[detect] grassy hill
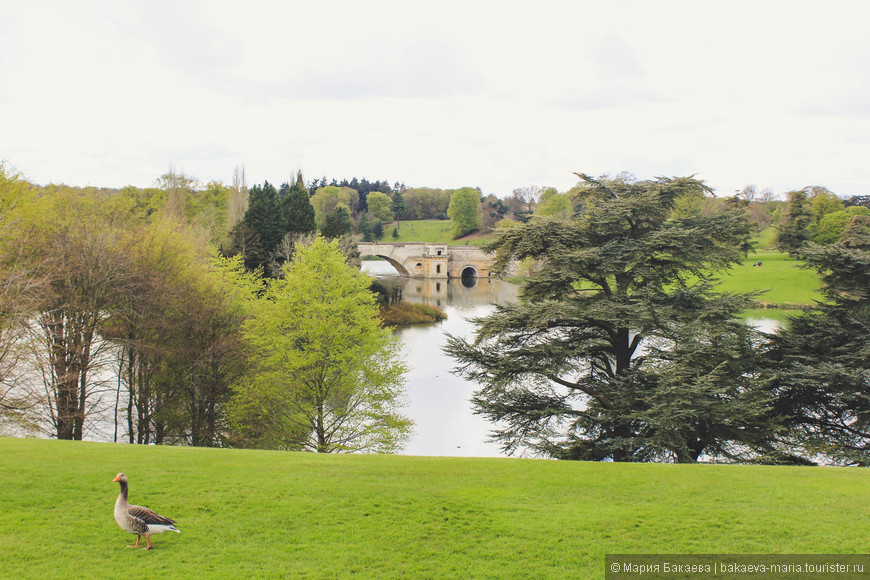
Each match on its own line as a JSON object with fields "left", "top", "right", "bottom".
{"left": 716, "top": 250, "right": 822, "bottom": 307}
{"left": 379, "top": 220, "right": 492, "bottom": 246}
{"left": 2, "top": 437, "right": 867, "bottom": 579}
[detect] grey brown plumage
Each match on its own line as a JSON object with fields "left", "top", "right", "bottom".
{"left": 113, "top": 472, "right": 180, "bottom": 550}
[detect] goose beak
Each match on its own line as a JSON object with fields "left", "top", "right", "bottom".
{"left": 113, "top": 474, "right": 121, "bottom": 482}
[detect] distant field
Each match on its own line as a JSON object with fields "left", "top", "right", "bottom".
{"left": 1, "top": 437, "right": 868, "bottom": 579}
{"left": 717, "top": 250, "right": 822, "bottom": 306}
{"left": 381, "top": 219, "right": 493, "bottom": 246}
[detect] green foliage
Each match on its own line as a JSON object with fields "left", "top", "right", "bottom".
{"left": 2, "top": 438, "right": 869, "bottom": 579}
{"left": 230, "top": 237, "right": 411, "bottom": 452}
{"left": 447, "top": 173, "right": 774, "bottom": 462}
{"left": 187, "top": 180, "right": 231, "bottom": 247}
{"left": 447, "top": 187, "right": 482, "bottom": 238}
{"left": 405, "top": 187, "right": 451, "bottom": 220}
{"left": 280, "top": 173, "right": 316, "bottom": 236}
{"left": 772, "top": 238, "right": 870, "bottom": 465}
{"left": 321, "top": 206, "right": 353, "bottom": 239}
{"left": 840, "top": 214, "right": 870, "bottom": 247}
{"left": 391, "top": 189, "right": 407, "bottom": 222}
{"left": 810, "top": 189, "right": 844, "bottom": 221}
{"left": 231, "top": 181, "right": 285, "bottom": 272}
{"left": 311, "top": 185, "right": 358, "bottom": 230}
{"left": 371, "top": 218, "right": 384, "bottom": 240}
{"left": 365, "top": 191, "right": 393, "bottom": 222}
{"left": 357, "top": 211, "right": 372, "bottom": 241}
{"left": 119, "top": 184, "right": 164, "bottom": 218}
{"left": 534, "top": 187, "right": 572, "bottom": 219}
{"left": 809, "top": 206, "right": 870, "bottom": 245}
{"left": 776, "top": 189, "right": 813, "bottom": 254}
{"left": 0, "top": 162, "right": 37, "bottom": 424}
{"left": 15, "top": 187, "right": 137, "bottom": 440}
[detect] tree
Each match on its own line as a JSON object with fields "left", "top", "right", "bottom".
{"left": 322, "top": 206, "right": 353, "bottom": 239}
{"left": 0, "top": 162, "right": 39, "bottom": 428}
{"left": 281, "top": 171, "right": 316, "bottom": 236}
{"left": 391, "top": 190, "right": 407, "bottom": 226}
{"left": 188, "top": 180, "right": 231, "bottom": 247}
{"left": 161, "top": 255, "right": 253, "bottom": 447}
{"left": 482, "top": 194, "right": 508, "bottom": 232}
{"left": 810, "top": 189, "right": 844, "bottom": 222}
{"left": 21, "top": 188, "right": 136, "bottom": 440}
{"left": 102, "top": 216, "right": 200, "bottom": 445}
{"left": 771, "top": 233, "right": 870, "bottom": 465}
{"left": 357, "top": 211, "right": 372, "bottom": 242}
{"left": 534, "top": 187, "right": 572, "bottom": 219}
{"left": 810, "top": 206, "right": 870, "bottom": 245}
{"left": 231, "top": 181, "right": 284, "bottom": 272}
{"left": 447, "top": 187, "right": 482, "bottom": 238}
{"left": 445, "top": 173, "right": 773, "bottom": 462}
{"left": 227, "top": 165, "right": 248, "bottom": 231}
{"left": 103, "top": 218, "right": 253, "bottom": 447}
{"left": 776, "top": 189, "right": 813, "bottom": 255}
{"left": 230, "top": 237, "right": 411, "bottom": 452}
{"left": 311, "top": 186, "right": 358, "bottom": 230}
{"left": 366, "top": 192, "right": 393, "bottom": 223}
{"left": 156, "top": 166, "right": 197, "bottom": 222}
{"left": 840, "top": 214, "right": 870, "bottom": 248}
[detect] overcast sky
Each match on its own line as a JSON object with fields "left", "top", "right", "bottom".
{"left": 3, "top": 0, "right": 869, "bottom": 198}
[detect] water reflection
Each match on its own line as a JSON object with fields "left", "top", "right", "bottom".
{"left": 362, "top": 260, "right": 784, "bottom": 458}
{"left": 363, "top": 260, "right": 518, "bottom": 457}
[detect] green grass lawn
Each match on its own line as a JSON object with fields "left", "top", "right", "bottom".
{"left": 717, "top": 251, "right": 823, "bottom": 307}
{"left": 380, "top": 220, "right": 493, "bottom": 246}
{"left": 1, "top": 437, "right": 867, "bottom": 579}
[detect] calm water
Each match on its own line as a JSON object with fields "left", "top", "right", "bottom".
{"left": 363, "top": 260, "right": 784, "bottom": 458}
{"left": 363, "top": 260, "right": 519, "bottom": 457}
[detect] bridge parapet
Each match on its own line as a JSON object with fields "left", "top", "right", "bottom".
{"left": 358, "top": 242, "right": 494, "bottom": 279}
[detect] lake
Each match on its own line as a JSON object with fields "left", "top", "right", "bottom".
{"left": 363, "top": 259, "right": 785, "bottom": 459}
{"left": 362, "top": 260, "right": 519, "bottom": 458}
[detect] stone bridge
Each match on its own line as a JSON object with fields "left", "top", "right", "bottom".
{"left": 358, "top": 242, "right": 495, "bottom": 278}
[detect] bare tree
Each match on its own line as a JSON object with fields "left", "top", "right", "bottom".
{"left": 228, "top": 164, "right": 248, "bottom": 230}
{"left": 760, "top": 187, "right": 777, "bottom": 203}
{"left": 738, "top": 184, "right": 758, "bottom": 203}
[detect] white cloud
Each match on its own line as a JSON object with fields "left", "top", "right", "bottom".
{"left": 2, "top": 0, "right": 870, "bottom": 197}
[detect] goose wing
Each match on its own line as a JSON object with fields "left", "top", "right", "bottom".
{"left": 122, "top": 511, "right": 149, "bottom": 535}
{"left": 128, "top": 504, "right": 176, "bottom": 526}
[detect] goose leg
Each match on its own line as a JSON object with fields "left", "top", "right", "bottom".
{"left": 143, "top": 534, "right": 153, "bottom": 550}
{"left": 127, "top": 535, "right": 141, "bottom": 548}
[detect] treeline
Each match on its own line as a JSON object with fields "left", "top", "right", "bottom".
{"left": 2, "top": 160, "right": 868, "bottom": 463}
{"left": 0, "top": 163, "right": 409, "bottom": 451}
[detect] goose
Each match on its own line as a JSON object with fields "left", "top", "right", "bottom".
{"left": 113, "top": 472, "right": 180, "bottom": 550}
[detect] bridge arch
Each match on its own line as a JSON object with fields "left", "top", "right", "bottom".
{"left": 372, "top": 255, "right": 409, "bottom": 276}
{"left": 459, "top": 266, "right": 478, "bottom": 278}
